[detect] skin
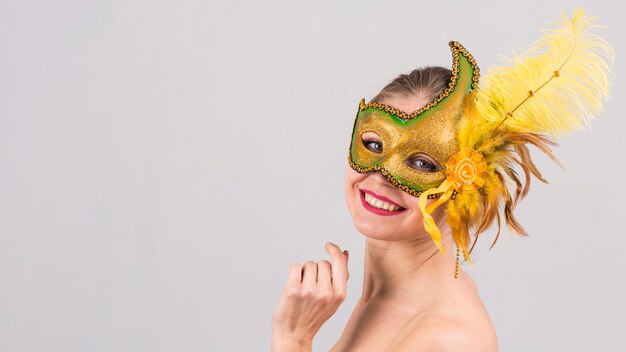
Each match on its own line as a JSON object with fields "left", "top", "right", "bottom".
{"left": 271, "top": 95, "right": 498, "bottom": 352}
{"left": 271, "top": 242, "right": 350, "bottom": 351}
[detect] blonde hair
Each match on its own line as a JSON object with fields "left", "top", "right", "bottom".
{"left": 370, "top": 66, "right": 452, "bottom": 104}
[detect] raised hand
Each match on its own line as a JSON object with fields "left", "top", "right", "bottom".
{"left": 271, "top": 242, "right": 350, "bottom": 352}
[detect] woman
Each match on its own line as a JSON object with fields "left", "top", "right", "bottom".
{"left": 271, "top": 8, "right": 612, "bottom": 352}
{"left": 272, "top": 67, "right": 498, "bottom": 352}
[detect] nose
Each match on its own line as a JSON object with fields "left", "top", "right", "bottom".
{"left": 369, "top": 170, "right": 396, "bottom": 189}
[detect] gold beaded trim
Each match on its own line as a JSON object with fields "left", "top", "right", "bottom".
{"left": 454, "top": 245, "right": 460, "bottom": 278}
{"left": 358, "top": 41, "right": 480, "bottom": 121}
{"left": 347, "top": 151, "right": 458, "bottom": 200}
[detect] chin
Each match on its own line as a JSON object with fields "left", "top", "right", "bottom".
{"left": 350, "top": 213, "right": 413, "bottom": 241}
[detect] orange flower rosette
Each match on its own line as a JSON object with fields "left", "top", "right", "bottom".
{"left": 417, "top": 147, "right": 488, "bottom": 254}
{"left": 445, "top": 147, "right": 487, "bottom": 192}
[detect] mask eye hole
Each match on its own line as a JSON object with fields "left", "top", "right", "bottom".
{"left": 361, "top": 132, "right": 383, "bottom": 154}
{"left": 405, "top": 153, "right": 442, "bottom": 173}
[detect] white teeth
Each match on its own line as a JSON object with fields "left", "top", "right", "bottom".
{"left": 364, "top": 192, "right": 401, "bottom": 211}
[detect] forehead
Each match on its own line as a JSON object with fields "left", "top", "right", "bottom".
{"left": 378, "top": 95, "right": 430, "bottom": 115}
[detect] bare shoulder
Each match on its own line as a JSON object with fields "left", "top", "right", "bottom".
{"left": 393, "top": 315, "right": 498, "bottom": 352}
{"left": 391, "top": 274, "right": 498, "bottom": 351}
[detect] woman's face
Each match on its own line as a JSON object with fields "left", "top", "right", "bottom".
{"left": 344, "top": 95, "right": 448, "bottom": 241}
{"left": 344, "top": 165, "right": 447, "bottom": 241}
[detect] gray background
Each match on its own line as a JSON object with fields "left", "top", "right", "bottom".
{"left": 1, "top": 0, "right": 624, "bottom": 351}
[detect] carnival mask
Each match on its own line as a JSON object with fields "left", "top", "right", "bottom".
{"left": 348, "top": 41, "right": 480, "bottom": 199}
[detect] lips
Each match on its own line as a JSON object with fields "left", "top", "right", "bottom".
{"left": 359, "top": 188, "right": 407, "bottom": 216}
{"left": 361, "top": 189, "right": 404, "bottom": 207}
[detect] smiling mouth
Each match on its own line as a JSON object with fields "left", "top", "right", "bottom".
{"left": 359, "top": 189, "right": 407, "bottom": 216}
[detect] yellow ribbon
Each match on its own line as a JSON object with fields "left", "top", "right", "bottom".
{"left": 417, "top": 178, "right": 456, "bottom": 254}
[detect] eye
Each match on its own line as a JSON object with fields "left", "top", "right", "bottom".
{"left": 364, "top": 140, "right": 383, "bottom": 153}
{"left": 405, "top": 154, "right": 442, "bottom": 173}
{"left": 361, "top": 132, "right": 383, "bottom": 154}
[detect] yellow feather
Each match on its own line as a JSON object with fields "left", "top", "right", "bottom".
{"left": 474, "top": 7, "right": 615, "bottom": 137}
{"left": 446, "top": 7, "right": 614, "bottom": 267}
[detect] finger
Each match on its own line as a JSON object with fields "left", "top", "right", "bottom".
{"left": 324, "top": 242, "right": 349, "bottom": 295}
{"left": 316, "top": 260, "right": 332, "bottom": 290}
{"left": 287, "top": 262, "right": 303, "bottom": 287}
{"left": 343, "top": 250, "right": 350, "bottom": 280}
{"left": 301, "top": 260, "right": 317, "bottom": 288}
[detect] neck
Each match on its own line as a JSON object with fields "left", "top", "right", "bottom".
{"left": 360, "top": 224, "right": 457, "bottom": 304}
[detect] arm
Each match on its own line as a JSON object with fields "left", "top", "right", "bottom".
{"left": 270, "top": 333, "right": 313, "bottom": 352}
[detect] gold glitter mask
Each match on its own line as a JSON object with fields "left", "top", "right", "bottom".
{"left": 348, "top": 41, "right": 480, "bottom": 198}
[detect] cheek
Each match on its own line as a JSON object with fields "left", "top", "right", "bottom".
{"left": 399, "top": 193, "right": 439, "bottom": 221}
{"left": 344, "top": 165, "right": 365, "bottom": 189}
{"left": 344, "top": 166, "right": 366, "bottom": 207}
